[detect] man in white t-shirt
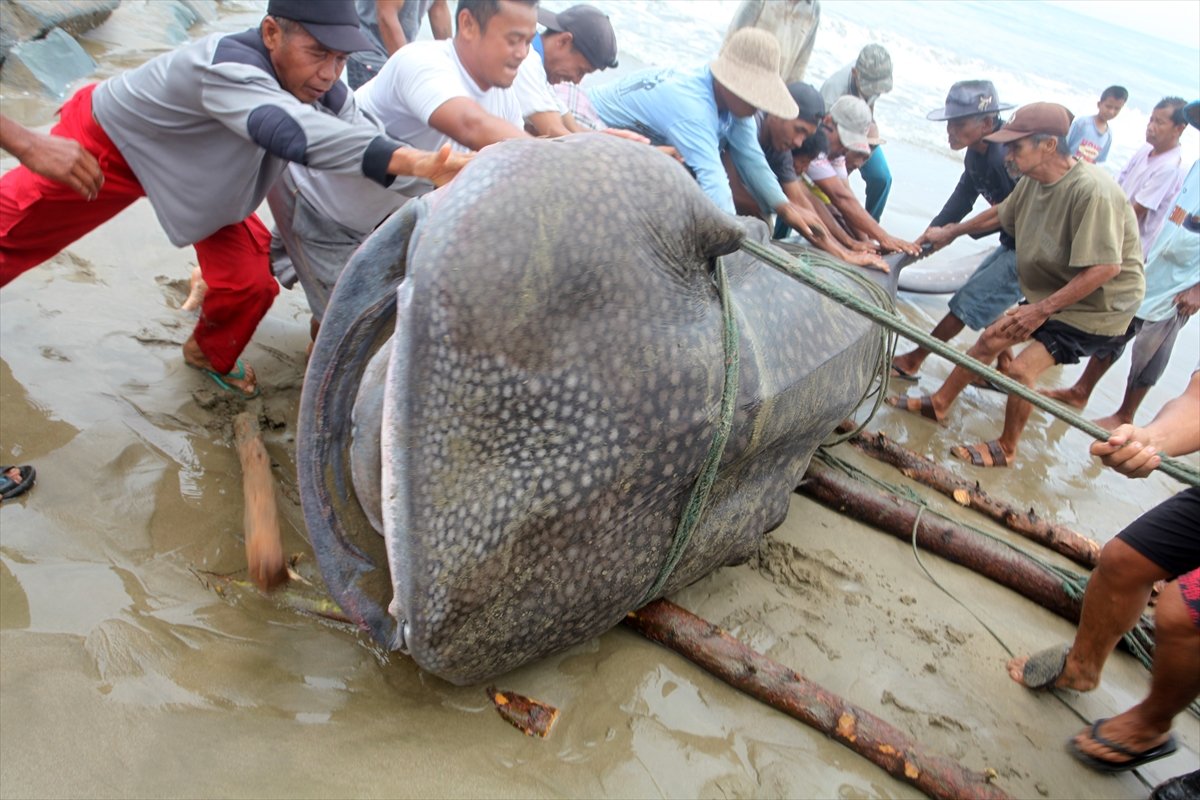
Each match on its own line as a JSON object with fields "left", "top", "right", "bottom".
{"left": 513, "top": 5, "right": 618, "bottom": 137}
{"left": 269, "top": 0, "right": 537, "bottom": 330}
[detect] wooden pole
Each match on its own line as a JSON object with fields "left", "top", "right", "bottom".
{"left": 233, "top": 412, "right": 287, "bottom": 591}
{"left": 836, "top": 426, "right": 1101, "bottom": 569}
{"left": 623, "top": 600, "right": 1012, "bottom": 800}
{"left": 800, "top": 458, "right": 1084, "bottom": 621}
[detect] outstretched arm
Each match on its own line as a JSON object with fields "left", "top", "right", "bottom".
{"left": 1090, "top": 370, "right": 1200, "bottom": 477}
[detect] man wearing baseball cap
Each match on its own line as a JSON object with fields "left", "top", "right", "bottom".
{"left": 589, "top": 28, "right": 824, "bottom": 240}
{"left": 0, "top": 0, "right": 468, "bottom": 399}
{"left": 804, "top": 95, "right": 918, "bottom": 256}
{"left": 726, "top": 82, "right": 886, "bottom": 270}
{"left": 820, "top": 43, "right": 894, "bottom": 221}
{"left": 514, "top": 4, "right": 619, "bottom": 137}
{"left": 891, "top": 79, "right": 1021, "bottom": 381}
{"left": 887, "top": 102, "right": 1145, "bottom": 469}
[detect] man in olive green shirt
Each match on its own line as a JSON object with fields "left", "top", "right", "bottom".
{"left": 887, "top": 102, "right": 1144, "bottom": 467}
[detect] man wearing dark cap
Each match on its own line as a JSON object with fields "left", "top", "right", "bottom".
{"left": 887, "top": 102, "right": 1145, "bottom": 469}
{"left": 891, "top": 80, "right": 1021, "bottom": 381}
{"left": 0, "top": 0, "right": 467, "bottom": 398}
{"left": 514, "top": 4, "right": 619, "bottom": 136}
{"left": 820, "top": 43, "right": 894, "bottom": 221}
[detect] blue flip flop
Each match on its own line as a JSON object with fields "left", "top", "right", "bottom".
{"left": 196, "top": 358, "right": 260, "bottom": 399}
{"left": 1068, "top": 718, "right": 1177, "bottom": 773}
{"left": 0, "top": 465, "right": 36, "bottom": 500}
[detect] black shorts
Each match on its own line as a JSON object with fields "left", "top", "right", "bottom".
{"left": 1031, "top": 318, "right": 1133, "bottom": 366}
{"left": 1115, "top": 487, "right": 1200, "bottom": 578}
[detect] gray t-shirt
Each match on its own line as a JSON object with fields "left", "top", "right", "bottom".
{"left": 92, "top": 29, "right": 401, "bottom": 246}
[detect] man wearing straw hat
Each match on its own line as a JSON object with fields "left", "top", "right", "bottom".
{"left": 589, "top": 28, "right": 825, "bottom": 240}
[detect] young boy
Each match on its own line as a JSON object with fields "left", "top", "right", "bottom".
{"left": 1067, "top": 85, "right": 1128, "bottom": 163}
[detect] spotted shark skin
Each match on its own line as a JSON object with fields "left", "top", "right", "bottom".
{"left": 299, "top": 134, "right": 883, "bottom": 685}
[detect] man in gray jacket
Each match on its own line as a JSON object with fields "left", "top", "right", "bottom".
{"left": 0, "top": 0, "right": 465, "bottom": 398}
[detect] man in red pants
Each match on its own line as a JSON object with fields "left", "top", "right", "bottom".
{"left": 0, "top": 0, "right": 464, "bottom": 397}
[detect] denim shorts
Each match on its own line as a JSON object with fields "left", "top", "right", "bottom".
{"left": 947, "top": 245, "right": 1021, "bottom": 330}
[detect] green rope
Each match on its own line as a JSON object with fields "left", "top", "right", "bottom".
{"left": 742, "top": 239, "right": 1200, "bottom": 488}
{"left": 815, "top": 448, "right": 1200, "bottom": 717}
{"left": 641, "top": 256, "right": 740, "bottom": 603}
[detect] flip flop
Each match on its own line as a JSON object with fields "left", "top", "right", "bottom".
{"left": 193, "top": 358, "right": 260, "bottom": 399}
{"left": 889, "top": 363, "right": 919, "bottom": 382}
{"left": 1018, "top": 643, "right": 1070, "bottom": 690}
{"left": 1068, "top": 718, "right": 1177, "bottom": 773}
{"left": 950, "top": 440, "right": 1008, "bottom": 468}
{"left": 885, "top": 392, "right": 941, "bottom": 424}
{"left": 0, "top": 465, "right": 36, "bottom": 500}
{"left": 971, "top": 376, "right": 1005, "bottom": 393}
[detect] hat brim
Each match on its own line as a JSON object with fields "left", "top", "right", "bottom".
{"left": 301, "top": 21, "right": 375, "bottom": 53}
{"left": 1187, "top": 100, "right": 1200, "bottom": 131}
{"left": 982, "top": 127, "right": 1034, "bottom": 143}
{"left": 857, "top": 77, "right": 892, "bottom": 99}
{"left": 839, "top": 124, "right": 871, "bottom": 154}
{"left": 537, "top": 7, "right": 563, "bottom": 30}
{"left": 926, "top": 102, "right": 1016, "bottom": 121}
{"left": 710, "top": 59, "right": 798, "bottom": 119}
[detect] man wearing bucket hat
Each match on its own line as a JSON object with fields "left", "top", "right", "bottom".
{"left": 589, "top": 28, "right": 825, "bottom": 240}
{"left": 804, "top": 95, "right": 919, "bottom": 256}
{"left": 891, "top": 80, "right": 1021, "bottom": 381}
{"left": 820, "top": 44, "right": 894, "bottom": 221}
{"left": 887, "top": 102, "right": 1145, "bottom": 469}
{"left": 0, "top": 0, "right": 468, "bottom": 399}
{"left": 514, "top": 4, "right": 620, "bottom": 136}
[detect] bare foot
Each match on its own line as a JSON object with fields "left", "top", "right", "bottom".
{"left": 180, "top": 265, "right": 207, "bottom": 312}
{"left": 1092, "top": 413, "right": 1133, "bottom": 432}
{"left": 1040, "top": 385, "right": 1089, "bottom": 410}
{"left": 182, "top": 336, "right": 258, "bottom": 397}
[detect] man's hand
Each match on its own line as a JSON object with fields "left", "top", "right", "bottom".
{"left": 877, "top": 234, "right": 920, "bottom": 256}
{"left": 844, "top": 250, "right": 889, "bottom": 272}
{"left": 598, "top": 128, "right": 651, "bottom": 145}
{"left": 849, "top": 239, "right": 880, "bottom": 254}
{"left": 15, "top": 130, "right": 104, "bottom": 200}
{"left": 996, "top": 302, "right": 1050, "bottom": 341}
{"left": 915, "top": 225, "right": 955, "bottom": 251}
{"left": 408, "top": 143, "right": 472, "bottom": 187}
{"left": 1174, "top": 284, "right": 1200, "bottom": 316}
{"left": 1090, "top": 424, "right": 1161, "bottom": 478}
{"left": 780, "top": 201, "right": 826, "bottom": 241}
{"left": 655, "top": 145, "right": 684, "bottom": 163}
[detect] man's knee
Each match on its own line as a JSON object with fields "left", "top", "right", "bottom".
{"left": 1095, "top": 537, "right": 1170, "bottom": 588}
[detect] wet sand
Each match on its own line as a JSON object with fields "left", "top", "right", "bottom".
{"left": 3, "top": 6, "right": 1200, "bottom": 800}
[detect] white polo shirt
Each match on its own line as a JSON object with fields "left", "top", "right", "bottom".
{"left": 291, "top": 39, "right": 523, "bottom": 233}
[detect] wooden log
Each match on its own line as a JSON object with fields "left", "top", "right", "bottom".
{"left": 837, "top": 425, "right": 1101, "bottom": 569}
{"left": 623, "top": 600, "right": 1011, "bottom": 800}
{"left": 233, "top": 412, "right": 287, "bottom": 591}
{"left": 801, "top": 458, "right": 1084, "bottom": 622}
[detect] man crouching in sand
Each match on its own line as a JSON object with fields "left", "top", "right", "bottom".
{"left": 0, "top": 0, "right": 467, "bottom": 398}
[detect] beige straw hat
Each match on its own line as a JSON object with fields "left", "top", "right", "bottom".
{"left": 710, "top": 28, "right": 799, "bottom": 119}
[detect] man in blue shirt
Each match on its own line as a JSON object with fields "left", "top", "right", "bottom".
{"left": 589, "top": 27, "right": 824, "bottom": 240}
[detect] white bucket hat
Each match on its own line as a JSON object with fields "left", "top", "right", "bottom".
{"left": 710, "top": 28, "right": 799, "bottom": 119}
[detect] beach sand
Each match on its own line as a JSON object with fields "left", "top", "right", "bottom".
{"left": 3, "top": 11, "right": 1200, "bottom": 800}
